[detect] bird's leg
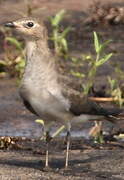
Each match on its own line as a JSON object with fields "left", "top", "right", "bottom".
{"left": 65, "top": 123, "right": 71, "bottom": 168}
{"left": 65, "top": 130, "right": 71, "bottom": 168}
{"left": 45, "top": 131, "right": 52, "bottom": 168}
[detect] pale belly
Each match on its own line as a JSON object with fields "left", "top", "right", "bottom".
{"left": 19, "top": 84, "right": 72, "bottom": 125}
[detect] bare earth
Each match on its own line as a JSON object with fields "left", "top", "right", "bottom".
{"left": 1, "top": 0, "right": 124, "bottom": 179}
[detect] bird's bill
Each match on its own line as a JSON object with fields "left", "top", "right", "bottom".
{"left": 4, "top": 22, "right": 15, "bottom": 28}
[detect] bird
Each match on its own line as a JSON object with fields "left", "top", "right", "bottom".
{"left": 4, "top": 17, "right": 123, "bottom": 169}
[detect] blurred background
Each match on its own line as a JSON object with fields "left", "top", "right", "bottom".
{"left": 0, "top": 0, "right": 124, "bottom": 140}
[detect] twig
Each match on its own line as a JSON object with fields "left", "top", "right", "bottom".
{"left": 89, "top": 97, "right": 124, "bottom": 102}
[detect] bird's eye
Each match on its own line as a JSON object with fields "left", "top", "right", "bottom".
{"left": 26, "top": 22, "right": 34, "bottom": 28}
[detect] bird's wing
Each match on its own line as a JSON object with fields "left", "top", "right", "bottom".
{"left": 58, "top": 74, "right": 123, "bottom": 117}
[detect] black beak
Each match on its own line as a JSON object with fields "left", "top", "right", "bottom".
{"left": 4, "top": 22, "right": 15, "bottom": 28}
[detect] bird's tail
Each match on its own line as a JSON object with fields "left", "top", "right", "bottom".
{"left": 71, "top": 114, "right": 104, "bottom": 124}
{"left": 71, "top": 113, "right": 124, "bottom": 124}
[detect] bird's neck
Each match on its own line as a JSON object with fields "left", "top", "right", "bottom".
{"left": 26, "top": 39, "right": 50, "bottom": 62}
{"left": 22, "top": 39, "right": 58, "bottom": 88}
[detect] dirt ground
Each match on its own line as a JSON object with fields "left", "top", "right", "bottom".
{"left": 1, "top": 0, "right": 124, "bottom": 179}
{"left": 1, "top": 147, "right": 124, "bottom": 180}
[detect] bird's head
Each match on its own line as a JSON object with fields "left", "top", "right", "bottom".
{"left": 4, "top": 17, "right": 47, "bottom": 41}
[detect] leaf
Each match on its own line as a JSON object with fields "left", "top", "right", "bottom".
{"left": 61, "top": 38, "right": 68, "bottom": 51}
{"left": 71, "top": 57, "right": 80, "bottom": 63}
{"left": 61, "top": 27, "right": 71, "bottom": 38}
{"left": 15, "top": 57, "right": 25, "bottom": 71}
{"left": 93, "top": 31, "right": 100, "bottom": 53}
{"left": 35, "top": 119, "right": 44, "bottom": 126}
{"left": 99, "top": 39, "right": 112, "bottom": 54}
{"left": 82, "top": 84, "right": 90, "bottom": 95}
{"left": 6, "top": 37, "right": 22, "bottom": 51}
{"left": 108, "top": 76, "right": 117, "bottom": 90}
{"left": 51, "top": 9, "right": 66, "bottom": 27}
{"left": 112, "top": 88, "right": 123, "bottom": 107}
{"left": 96, "top": 53, "right": 113, "bottom": 67}
{"left": 52, "top": 125, "right": 65, "bottom": 138}
{"left": 71, "top": 70, "right": 85, "bottom": 78}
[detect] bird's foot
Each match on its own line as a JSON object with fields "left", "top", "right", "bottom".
{"left": 60, "top": 166, "right": 71, "bottom": 174}
{"left": 64, "top": 165, "right": 71, "bottom": 170}
{"left": 42, "top": 166, "right": 52, "bottom": 172}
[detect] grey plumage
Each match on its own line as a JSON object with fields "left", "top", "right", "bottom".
{"left": 5, "top": 17, "right": 122, "bottom": 168}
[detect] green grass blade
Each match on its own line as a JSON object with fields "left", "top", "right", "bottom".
{"left": 99, "top": 40, "right": 112, "bottom": 54}
{"left": 96, "top": 53, "right": 113, "bottom": 67}
{"left": 52, "top": 9, "right": 66, "bottom": 27}
{"left": 93, "top": 31, "right": 100, "bottom": 53}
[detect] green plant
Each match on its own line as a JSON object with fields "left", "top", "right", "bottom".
{"left": 108, "top": 76, "right": 123, "bottom": 107}
{"left": 112, "top": 87, "right": 123, "bottom": 107}
{"left": 94, "top": 131, "right": 104, "bottom": 144}
{"left": 70, "top": 70, "right": 85, "bottom": 78}
{"left": 49, "top": 9, "right": 71, "bottom": 58}
{"left": 70, "top": 32, "right": 113, "bottom": 95}
{"left": 82, "top": 32, "right": 113, "bottom": 95}
{"left": 90, "top": 121, "right": 104, "bottom": 144}
{"left": 0, "top": 27, "right": 12, "bottom": 77}
{"left": 82, "top": 32, "right": 113, "bottom": 144}
{"left": 7, "top": 37, "right": 25, "bottom": 79}
{"left": 108, "top": 76, "right": 117, "bottom": 92}
{"left": 1, "top": 36, "right": 25, "bottom": 79}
